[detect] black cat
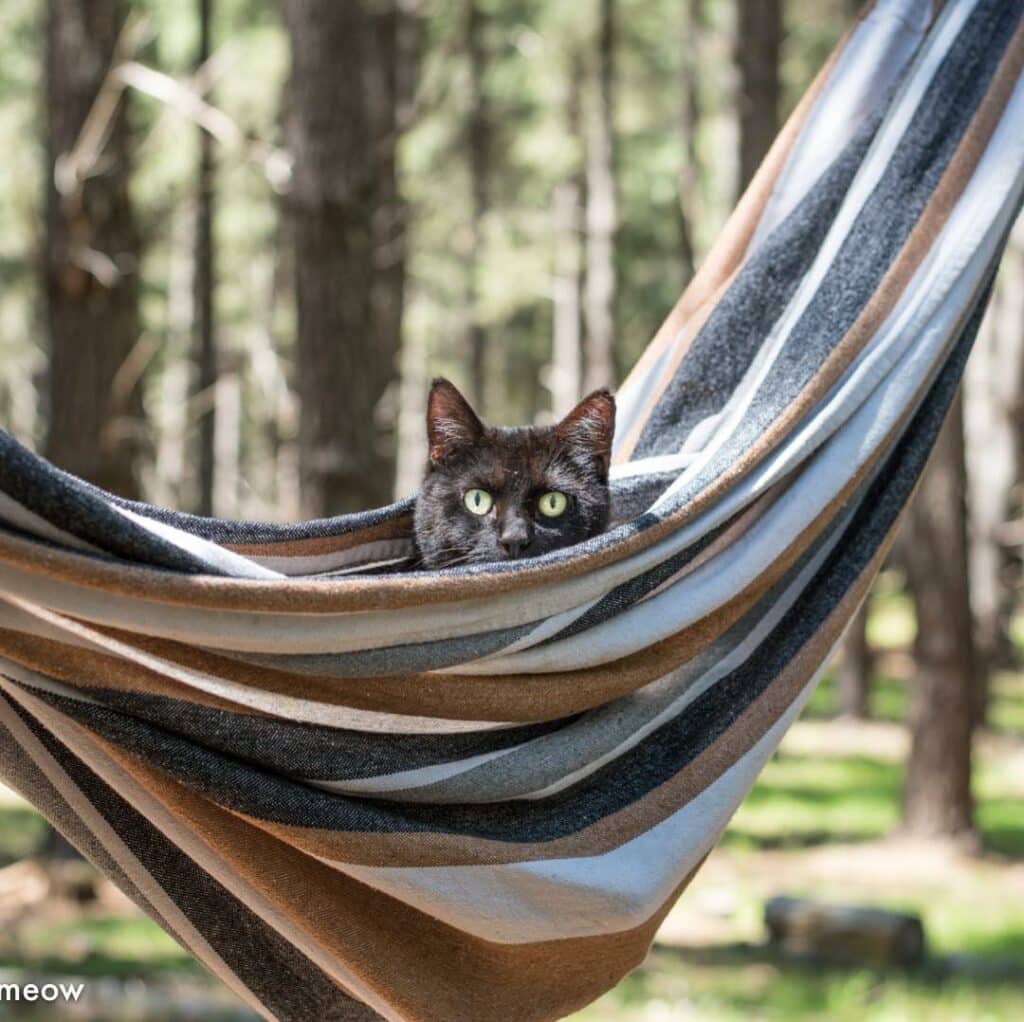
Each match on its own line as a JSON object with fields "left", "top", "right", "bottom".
{"left": 413, "top": 378, "right": 615, "bottom": 568}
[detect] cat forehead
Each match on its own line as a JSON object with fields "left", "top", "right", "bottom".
{"left": 444, "top": 428, "right": 579, "bottom": 486}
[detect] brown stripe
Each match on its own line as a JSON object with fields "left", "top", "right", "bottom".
{"left": 0, "top": 627, "right": 274, "bottom": 717}
{"left": 0, "top": 692, "right": 269, "bottom": 1020}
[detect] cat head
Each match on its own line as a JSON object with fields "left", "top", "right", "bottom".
{"left": 414, "top": 378, "right": 615, "bottom": 568}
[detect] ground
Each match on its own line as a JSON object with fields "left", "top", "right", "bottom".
{"left": 1, "top": 582, "right": 1022, "bottom": 1020}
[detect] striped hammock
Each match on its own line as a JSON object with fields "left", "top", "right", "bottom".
{"left": 1, "top": 1, "right": 1022, "bottom": 1019}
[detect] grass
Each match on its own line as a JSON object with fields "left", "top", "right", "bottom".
{"left": 0, "top": 804, "right": 47, "bottom": 865}
{"left": 0, "top": 915, "right": 199, "bottom": 979}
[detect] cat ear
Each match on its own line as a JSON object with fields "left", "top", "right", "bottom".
{"left": 556, "top": 389, "right": 616, "bottom": 474}
{"left": 426, "top": 378, "right": 484, "bottom": 464}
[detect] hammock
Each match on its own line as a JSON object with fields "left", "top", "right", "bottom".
{"left": 0, "top": 1, "right": 1021, "bottom": 1019}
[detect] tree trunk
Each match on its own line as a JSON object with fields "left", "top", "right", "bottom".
{"left": 678, "top": 0, "right": 703, "bottom": 283}
{"left": 902, "top": 394, "right": 976, "bottom": 842}
{"left": 964, "top": 227, "right": 1024, "bottom": 725}
{"left": 734, "top": 0, "right": 782, "bottom": 197}
{"left": 43, "top": 0, "right": 144, "bottom": 500}
{"left": 837, "top": 601, "right": 872, "bottom": 719}
{"left": 550, "top": 55, "right": 584, "bottom": 420}
{"left": 583, "top": 0, "right": 618, "bottom": 393}
{"left": 465, "top": 0, "right": 489, "bottom": 408}
{"left": 281, "top": 0, "right": 414, "bottom": 516}
{"left": 193, "top": 0, "right": 217, "bottom": 516}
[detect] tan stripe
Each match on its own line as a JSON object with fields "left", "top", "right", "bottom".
{"left": 0, "top": 628, "right": 274, "bottom": 717}
{"left": 638, "top": 478, "right": 787, "bottom": 605}
{"left": 223, "top": 513, "right": 413, "bottom": 558}
{"left": 699, "top": 16, "right": 1024, "bottom": 505}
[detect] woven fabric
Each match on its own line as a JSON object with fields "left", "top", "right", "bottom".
{"left": 1, "top": 2, "right": 1022, "bottom": 1019}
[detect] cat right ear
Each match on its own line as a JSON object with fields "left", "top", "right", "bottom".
{"left": 426, "top": 378, "right": 484, "bottom": 464}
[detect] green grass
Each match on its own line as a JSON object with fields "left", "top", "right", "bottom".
{"left": 722, "top": 752, "right": 900, "bottom": 850}
{"left": 0, "top": 804, "right": 47, "bottom": 864}
{"left": 0, "top": 915, "right": 198, "bottom": 979}
{"left": 575, "top": 949, "right": 1024, "bottom": 1022}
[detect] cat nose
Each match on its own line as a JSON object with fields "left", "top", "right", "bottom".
{"left": 501, "top": 538, "right": 527, "bottom": 558}
{"left": 500, "top": 521, "right": 530, "bottom": 558}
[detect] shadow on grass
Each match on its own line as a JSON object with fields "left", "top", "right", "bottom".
{"left": 633, "top": 941, "right": 1024, "bottom": 1017}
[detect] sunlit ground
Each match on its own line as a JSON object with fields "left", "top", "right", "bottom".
{"left": 1, "top": 579, "right": 1022, "bottom": 1020}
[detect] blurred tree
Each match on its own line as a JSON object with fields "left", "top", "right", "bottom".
{"left": 465, "top": 0, "right": 490, "bottom": 408}
{"left": 734, "top": 0, "right": 782, "bottom": 196}
{"left": 837, "top": 602, "right": 872, "bottom": 719}
{"left": 193, "top": 0, "right": 217, "bottom": 516}
{"left": 902, "top": 395, "right": 976, "bottom": 842}
{"left": 834, "top": 0, "right": 873, "bottom": 720}
{"left": 280, "top": 0, "right": 416, "bottom": 515}
{"left": 43, "top": 0, "right": 144, "bottom": 499}
{"left": 965, "top": 230, "right": 1024, "bottom": 726}
{"left": 677, "top": 0, "right": 703, "bottom": 283}
{"left": 550, "top": 51, "right": 585, "bottom": 418}
{"left": 583, "top": 0, "right": 619, "bottom": 391}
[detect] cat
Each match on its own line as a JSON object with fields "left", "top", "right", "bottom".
{"left": 413, "top": 378, "right": 615, "bottom": 568}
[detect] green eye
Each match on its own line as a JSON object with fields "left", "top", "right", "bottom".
{"left": 538, "top": 491, "right": 569, "bottom": 517}
{"left": 464, "top": 488, "right": 494, "bottom": 515}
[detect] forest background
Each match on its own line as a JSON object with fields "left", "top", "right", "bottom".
{"left": 0, "top": 1, "right": 1023, "bottom": 1019}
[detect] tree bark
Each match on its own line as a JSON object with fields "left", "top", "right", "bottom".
{"left": 678, "top": 0, "right": 703, "bottom": 283}
{"left": 902, "top": 394, "right": 976, "bottom": 842}
{"left": 550, "top": 55, "right": 584, "bottom": 420}
{"left": 734, "top": 0, "right": 783, "bottom": 197}
{"left": 583, "top": 0, "right": 619, "bottom": 393}
{"left": 281, "top": 0, "right": 415, "bottom": 516}
{"left": 964, "top": 228, "right": 1024, "bottom": 725}
{"left": 465, "top": 0, "right": 489, "bottom": 408}
{"left": 837, "top": 601, "right": 872, "bottom": 719}
{"left": 193, "top": 0, "right": 217, "bottom": 516}
{"left": 43, "top": 0, "right": 144, "bottom": 500}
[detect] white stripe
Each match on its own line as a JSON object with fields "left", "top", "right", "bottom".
{"left": 0, "top": 491, "right": 101, "bottom": 553}
{"left": 0, "top": 691, "right": 273, "bottom": 1022}
{"left": 111, "top": 505, "right": 285, "bottom": 579}
{"left": 0, "top": 594, "right": 517, "bottom": 735}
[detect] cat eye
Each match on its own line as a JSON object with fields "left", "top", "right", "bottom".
{"left": 464, "top": 488, "right": 494, "bottom": 516}
{"left": 538, "top": 491, "right": 569, "bottom": 517}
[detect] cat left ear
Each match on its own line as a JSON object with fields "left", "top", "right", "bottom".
{"left": 556, "top": 389, "right": 616, "bottom": 475}
{"left": 426, "top": 378, "right": 484, "bottom": 464}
